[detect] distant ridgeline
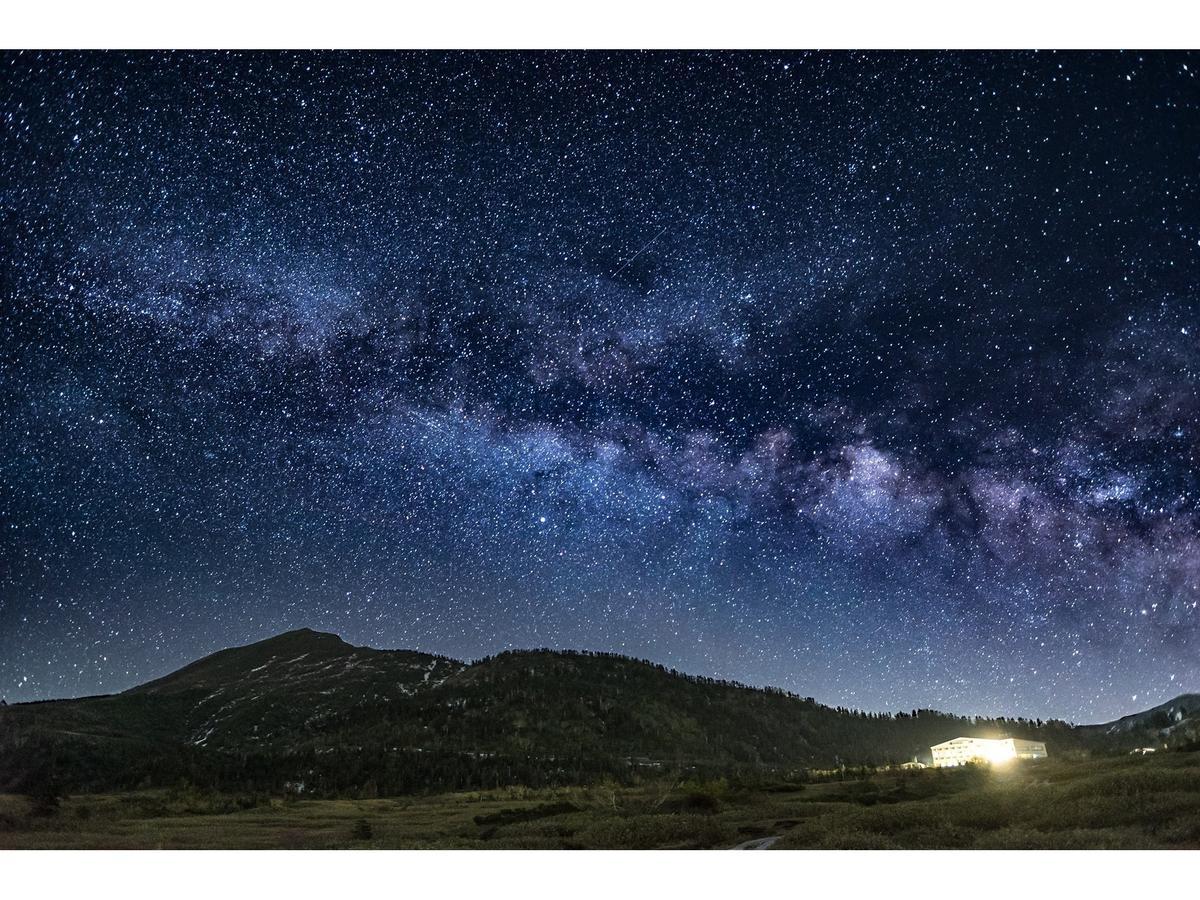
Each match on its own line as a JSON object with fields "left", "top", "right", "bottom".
{"left": 1, "top": 630, "right": 1196, "bottom": 797}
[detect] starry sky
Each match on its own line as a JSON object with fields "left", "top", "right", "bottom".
{"left": 1, "top": 50, "right": 1197, "bottom": 721}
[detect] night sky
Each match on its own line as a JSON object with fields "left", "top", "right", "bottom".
{"left": 2, "top": 51, "right": 1197, "bottom": 721}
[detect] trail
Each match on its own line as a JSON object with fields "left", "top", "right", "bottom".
{"left": 731, "top": 835, "right": 782, "bottom": 850}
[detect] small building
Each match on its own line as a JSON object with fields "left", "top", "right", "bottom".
{"left": 930, "top": 737, "right": 1047, "bottom": 767}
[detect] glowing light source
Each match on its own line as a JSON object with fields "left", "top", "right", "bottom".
{"left": 930, "top": 737, "right": 1047, "bottom": 767}
{"left": 981, "top": 741, "right": 1017, "bottom": 765}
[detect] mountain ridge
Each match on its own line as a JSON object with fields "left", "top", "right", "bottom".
{"left": 9, "top": 628, "right": 1190, "bottom": 728}
{"left": 2, "top": 629, "right": 1197, "bottom": 797}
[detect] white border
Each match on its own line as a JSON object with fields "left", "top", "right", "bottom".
{"left": 1, "top": 1, "right": 1198, "bottom": 49}
{"left": 3, "top": 849, "right": 1195, "bottom": 899}
{"left": 4, "top": 10, "right": 1197, "bottom": 893}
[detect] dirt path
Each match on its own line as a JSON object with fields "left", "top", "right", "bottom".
{"left": 731, "top": 835, "right": 781, "bottom": 850}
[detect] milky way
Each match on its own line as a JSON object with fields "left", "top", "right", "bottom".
{"left": 2, "top": 51, "right": 1198, "bottom": 720}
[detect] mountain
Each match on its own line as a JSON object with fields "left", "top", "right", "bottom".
{"left": 1084, "top": 693, "right": 1200, "bottom": 748}
{"left": 0, "top": 629, "right": 1185, "bottom": 797}
{"left": 128, "top": 629, "right": 465, "bottom": 750}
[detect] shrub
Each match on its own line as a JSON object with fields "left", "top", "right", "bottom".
{"left": 659, "top": 791, "right": 722, "bottom": 815}
{"left": 473, "top": 801, "right": 578, "bottom": 827}
{"left": 575, "top": 813, "right": 735, "bottom": 849}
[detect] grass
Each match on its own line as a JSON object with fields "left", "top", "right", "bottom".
{"left": 1, "top": 752, "right": 1197, "bottom": 849}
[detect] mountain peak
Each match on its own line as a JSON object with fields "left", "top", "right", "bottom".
{"left": 127, "top": 627, "right": 355, "bottom": 697}
{"left": 262, "top": 627, "right": 349, "bottom": 646}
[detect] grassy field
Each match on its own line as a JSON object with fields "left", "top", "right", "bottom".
{"left": 1, "top": 751, "right": 1197, "bottom": 849}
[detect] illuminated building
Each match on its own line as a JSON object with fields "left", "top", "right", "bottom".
{"left": 930, "top": 737, "right": 1047, "bottom": 767}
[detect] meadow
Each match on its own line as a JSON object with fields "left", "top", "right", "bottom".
{"left": 1, "top": 751, "right": 1197, "bottom": 850}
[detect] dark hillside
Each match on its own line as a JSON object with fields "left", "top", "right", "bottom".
{"left": 1082, "top": 693, "right": 1200, "bottom": 750}
{"left": 0, "top": 631, "right": 1183, "bottom": 797}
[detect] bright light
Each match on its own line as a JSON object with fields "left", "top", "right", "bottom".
{"left": 981, "top": 740, "right": 1016, "bottom": 765}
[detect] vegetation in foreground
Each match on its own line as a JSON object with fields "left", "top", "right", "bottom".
{"left": 2, "top": 751, "right": 1197, "bottom": 849}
